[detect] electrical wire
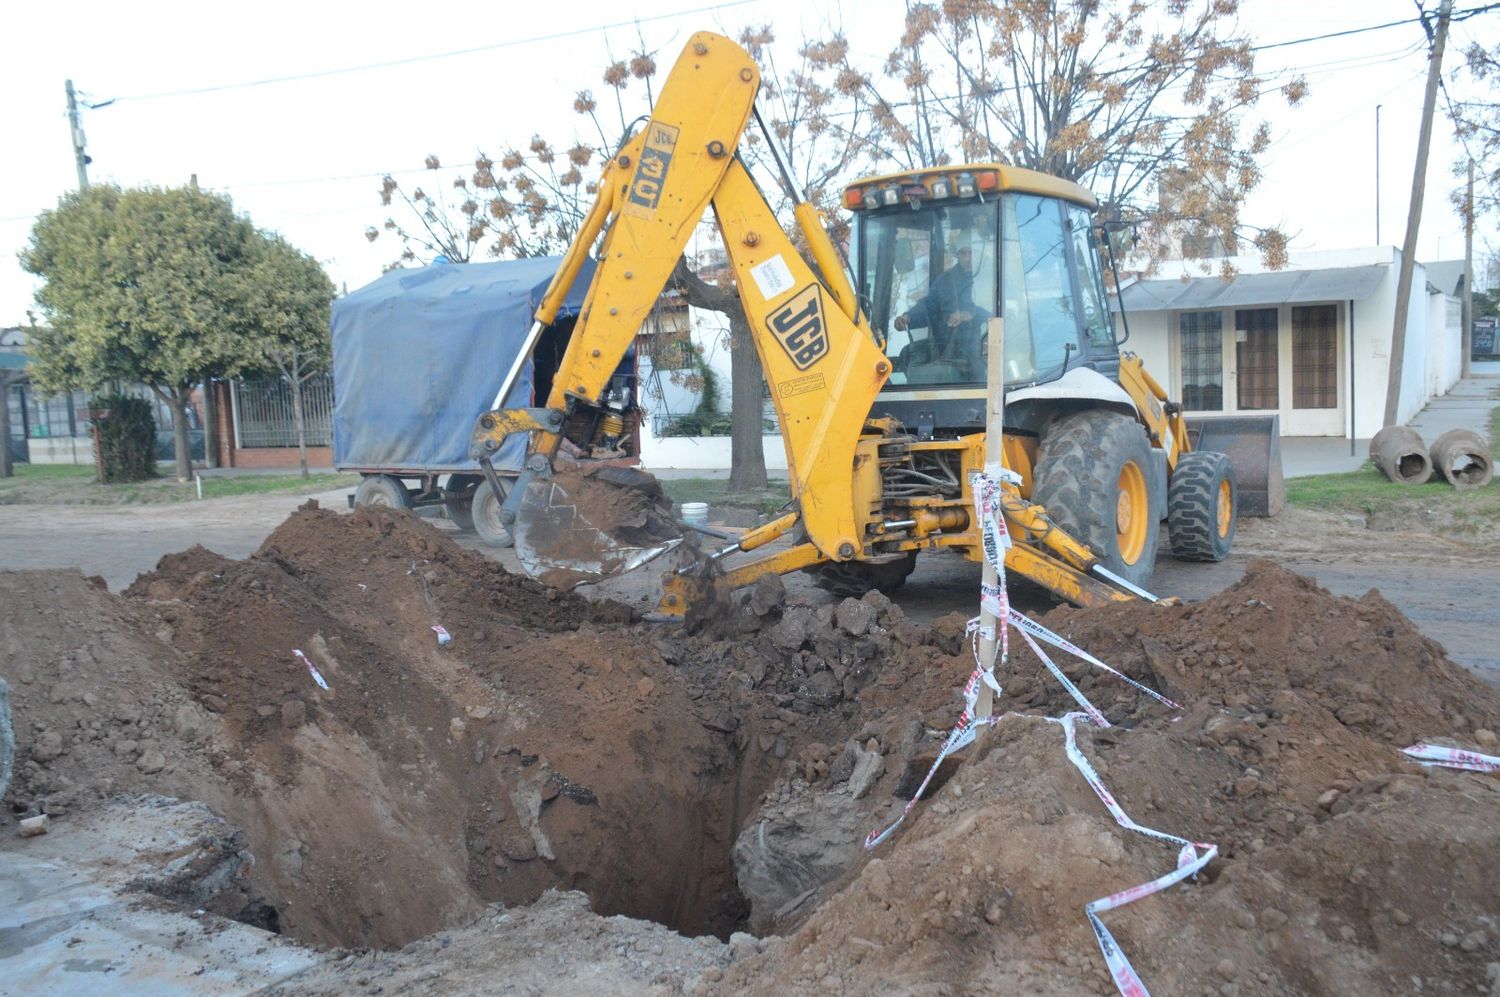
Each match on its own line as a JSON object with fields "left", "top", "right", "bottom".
{"left": 1251, "top": 3, "right": 1499, "bottom": 51}
{"left": 108, "top": 1, "right": 754, "bottom": 103}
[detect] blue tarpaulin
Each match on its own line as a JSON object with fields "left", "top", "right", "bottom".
{"left": 332, "top": 257, "right": 594, "bottom": 473}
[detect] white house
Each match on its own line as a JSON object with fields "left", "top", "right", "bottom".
{"left": 1114, "top": 247, "right": 1464, "bottom": 439}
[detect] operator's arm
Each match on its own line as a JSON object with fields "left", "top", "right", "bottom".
{"left": 894, "top": 288, "right": 933, "bottom": 331}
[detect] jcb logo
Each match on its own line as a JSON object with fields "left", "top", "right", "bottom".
{"left": 624, "top": 123, "right": 679, "bottom": 217}
{"left": 768, "top": 286, "right": 828, "bottom": 371}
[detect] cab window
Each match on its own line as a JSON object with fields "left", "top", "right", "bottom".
{"left": 1067, "top": 205, "right": 1114, "bottom": 351}
{"left": 1002, "top": 193, "right": 1078, "bottom": 383}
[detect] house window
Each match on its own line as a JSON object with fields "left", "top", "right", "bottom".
{"left": 1178, "top": 311, "right": 1224, "bottom": 411}
{"left": 1234, "top": 308, "right": 1279, "bottom": 410}
{"left": 1292, "top": 305, "right": 1337, "bottom": 409}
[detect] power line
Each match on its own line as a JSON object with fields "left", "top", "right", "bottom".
{"left": 199, "top": 35, "right": 1438, "bottom": 192}
{"left": 109, "top": 1, "right": 754, "bottom": 103}
{"left": 1251, "top": 3, "right": 1498, "bottom": 51}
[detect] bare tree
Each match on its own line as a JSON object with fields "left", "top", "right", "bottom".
{"left": 368, "top": 31, "right": 869, "bottom": 492}
{"left": 1446, "top": 37, "right": 1500, "bottom": 223}
{"left": 789, "top": 1, "right": 1308, "bottom": 269}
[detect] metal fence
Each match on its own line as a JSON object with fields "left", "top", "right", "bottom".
{"left": 231, "top": 374, "right": 333, "bottom": 448}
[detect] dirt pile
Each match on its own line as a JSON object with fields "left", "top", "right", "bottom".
{"left": 711, "top": 560, "right": 1500, "bottom": 993}
{"left": 6, "top": 505, "right": 831, "bottom": 949}
{"left": 6, "top": 512, "right": 1500, "bottom": 993}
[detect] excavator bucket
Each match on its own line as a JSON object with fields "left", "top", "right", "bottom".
{"left": 1186, "top": 414, "right": 1285, "bottom": 517}
{"left": 509, "top": 463, "right": 684, "bottom": 589}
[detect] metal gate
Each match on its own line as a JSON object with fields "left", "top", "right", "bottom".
{"left": 230, "top": 375, "right": 333, "bottom": 448}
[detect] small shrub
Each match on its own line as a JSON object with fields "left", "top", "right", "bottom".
{"left": 90, "top": 394, "right": 157, "bottom": 482}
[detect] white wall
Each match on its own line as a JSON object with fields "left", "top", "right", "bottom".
{"left": 1121, "top": 247, "right": 1470, "bottom": 439}
{"left": 637, "top": 419, "right": 789, "bottom": 472}
{"left": 27, "top": 436, "right": 93, "bottom": 465}
{"left": 1425, "top": 294, "right": 1463, "bottom": 401}
{"left": 636, "top": 298, "right": 806, "bottom": 471}
{"left": 1118, "top": 307, "right": 1173, "bottom": 382}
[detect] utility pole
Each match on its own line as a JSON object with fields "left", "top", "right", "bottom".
{"left": 1463, "top": 159, "right": 1474, "bottom": 378}
{"left": 1375, "top": 104, "right": 1382, "bottom": 245}
{"left": 1383, "top": 0, "right": 1452, "bottom": 429}
{"left": 65, "top": 80, "right": 90, "bottom": 190}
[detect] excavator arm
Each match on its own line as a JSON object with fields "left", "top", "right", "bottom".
{"left": 469, "top": 32, "right": 886, "bottom": 573}
{"left": 467, "top": 30, "right": 1144, "bottom": 613}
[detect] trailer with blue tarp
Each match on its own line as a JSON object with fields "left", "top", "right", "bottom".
{"left": 330, "top": 256, "right": 609, "bottom": 545}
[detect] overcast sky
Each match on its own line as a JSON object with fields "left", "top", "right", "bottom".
{"left": 1, "top": 0, "right": 1492, "bottom": 326}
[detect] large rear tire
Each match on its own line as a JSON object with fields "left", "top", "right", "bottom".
{"left": 471, "top": 477, "right": 515, "bottom": 548}
{"left": 1032, "top": 410, "right": 1159, "bottom": 589}
{"left": 808, "top": 551, "right": 918, "bottom": 598}
{"left": 1167, "top": 450, "right": 1236, "bottom": 561}
{"left": 354, "top": 474, "right": 412, "bottom": 510}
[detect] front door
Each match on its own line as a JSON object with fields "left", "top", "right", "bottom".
{"left": 1234, "top": 308, "right": 1279, "bottom": 411}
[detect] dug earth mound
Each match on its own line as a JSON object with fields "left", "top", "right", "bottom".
{"left": 3, "top": 504, "right": 1498, "bottom": 993}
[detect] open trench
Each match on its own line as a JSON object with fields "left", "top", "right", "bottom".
{"left": 103, "top": 506, "right": 817, "bottom": 949}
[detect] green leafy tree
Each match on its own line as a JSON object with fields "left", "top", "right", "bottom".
{"left": 21, "top": 185, "right": 262, "bottom": 481}
{"left": 238, "top": 236, "right": 336, "bottom": 478}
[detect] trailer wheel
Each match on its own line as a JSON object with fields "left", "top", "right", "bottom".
{"left": 1167, "top": 451, "right": 1236, "bottom": 562}
{"left": 472, "top": 478, "right": 515, "bottom": 548}
{"left": 444, "top": 474, "right": 481, "bottom": 531}
{"left": 808, "top": 551, "right": 917, "bottom": 598}
{"left": 354, "top": 474, "right": 412, "bottom": 510}
{"left": 1032, "top": 409, "right": 1159, "bottom": 589}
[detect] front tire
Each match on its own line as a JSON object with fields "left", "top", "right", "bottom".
{"left": 1032, "top": 410, "right": 1159, "bottom": 589}
{"left": 1167, "top": 451, "right": 1236, "bottom": 562}
{"left": 471, "top": 477, "right": 515, "bottom": 548}
{"left": 354, "top": 474, "right": 412, "bottom": 510}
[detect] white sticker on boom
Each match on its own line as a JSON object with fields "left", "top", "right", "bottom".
{"left": 750, "top": 255, "right": 796, "bottom": 300}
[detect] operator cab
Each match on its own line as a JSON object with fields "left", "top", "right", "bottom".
{"left": 845, "top": 165, "right": 1120, "bottom": 436}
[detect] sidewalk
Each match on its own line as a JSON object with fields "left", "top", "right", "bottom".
{"left": 1279, "top": 361, "right": 1499, "bottom": 479}
{"left": 196, "top": 465, "right": 339, "bottom": 477}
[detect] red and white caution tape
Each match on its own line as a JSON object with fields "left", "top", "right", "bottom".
{"left": 863, "top": 469, "right": 1209, "bottom": 995}
{"left": 864, "top": 623, "right": 1004, "bottom": 849}
{"left": 1050, "top": 712, "right": 1217, "bottom": 996}
{"left": 1008, "top": 610, "right": 1183, "bottom": 712}
{"left": 1402, "top": 743, "right": 1500, "bottom": 772}
{"left": 292, "top": 649, "right": 331, "bottom": 691}
{"left": 1019, "top": 627, "right": 1110, "bottom": 728}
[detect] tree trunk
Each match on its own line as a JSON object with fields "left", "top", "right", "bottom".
{"left": 202, "top": 378, "right": 219, "bottom": 469}
{"left": 0, "top": 374, "right": 13, "bottom": 479}
{"left": 291, "top": 348, "right": 309, "bottom": 479}
{"left": 726, "top": 310, "right": 768, "bottom": 491}
{"left": 171, "top": 384, "right": 194, "bottom": 482}
{"left": 669, "top": 257, "right": 767, "bottom": 490}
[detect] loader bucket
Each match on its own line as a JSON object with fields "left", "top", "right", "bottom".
{"left": 510, "top": 463, "right": 683, "bottom": 589}
{"left": 1185, "top": 414, "right": 1284, "bottom": 517}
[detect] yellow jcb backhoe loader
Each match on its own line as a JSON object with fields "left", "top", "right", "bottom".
{"left": 465, "top": 30, "right": 1274, "bottom": 617}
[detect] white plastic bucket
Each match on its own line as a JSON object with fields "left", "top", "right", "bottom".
{"left": 680, "top": 501, "right": 710, "bottom": 529}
